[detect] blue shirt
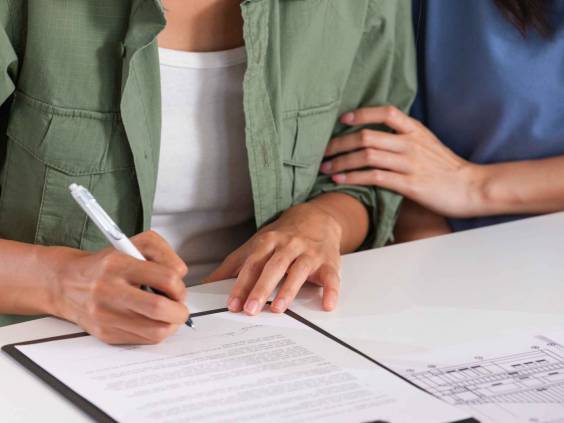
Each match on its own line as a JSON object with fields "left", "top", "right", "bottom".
{"left": 413, "top": 0, "right": 564, "bottom": 232}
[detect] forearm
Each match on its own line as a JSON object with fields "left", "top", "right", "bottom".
{"left": 472, "top": 156, "right": 564, "bottom": 216}
{"left": 0, "top": 240, "right": 65, "bottom": 316}
{"left": 394, "top": 200, "right": 451, "bottom": 243}
{"left": 308, "top": 192, "right": 369, "bottom": 253}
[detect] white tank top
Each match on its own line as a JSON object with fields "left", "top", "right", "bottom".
{"left": 151, "top": 47, "right": 255, "bottom": 285}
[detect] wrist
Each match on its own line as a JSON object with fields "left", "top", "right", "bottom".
{"left": 40, "top": 245, "right": 88, "bottom": 320}
{"left": 464, "top": 163, "right": 494, "bottom": 217}
{"left": 308, "top": 192, "right": 367, "bottom": 252}
{"left": 304, "top": 201, "right": 344, "bottom": 242}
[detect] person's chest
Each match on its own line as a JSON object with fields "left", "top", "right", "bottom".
{"left": 2, "top": 0, "right": 378, "bottom": 249}
{"left": 154, "top": 49, "right": 252, "bottom": 214}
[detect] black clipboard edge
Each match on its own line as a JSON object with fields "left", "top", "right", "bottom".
{"left": 283, "top": 309, "right": 480, "bottom": 423}
{"left": 2, "top": 332, "right": 117, "bottom": 423}
{"left": 2, "top": 307, "right": 479, "bottom": 423}
{"left": 0, "top": 309, "right": 229, "bottom": 423}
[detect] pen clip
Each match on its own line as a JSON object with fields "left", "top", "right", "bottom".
{"left": 70, "top": 184, "right": 125, "bottom": 241}
{"left": 91, "top": 206, "right": 125, "bottom": 241}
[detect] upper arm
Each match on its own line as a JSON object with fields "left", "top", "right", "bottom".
{"left": 0, "top": 0, "right": 20, "bottom": 104}
{"left": 338, "top": 0, "right": 417, "bottom": 120}
{"left": 309, "top": 0, "right": 417, "bottom": 248}
{"left": 0, "top": 0, "right": 21, "bottom": 198}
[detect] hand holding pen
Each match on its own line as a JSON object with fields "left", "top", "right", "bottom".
{"left": 70, "top": 184, "right": 195, "bottom": 329}
{"left": 48, "top": 184, "right": 195, "bottom": 345}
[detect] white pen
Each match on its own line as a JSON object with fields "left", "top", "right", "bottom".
{"left": 69, "top": 183, "right": 195, "bottom": 329}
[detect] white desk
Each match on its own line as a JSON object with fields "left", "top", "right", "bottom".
{"left": 2, "top": 213, "right": 563, "bottom": 422}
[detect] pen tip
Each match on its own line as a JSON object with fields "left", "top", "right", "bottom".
{"left": 187, "top": 319, "right": 196, "bottom": 330}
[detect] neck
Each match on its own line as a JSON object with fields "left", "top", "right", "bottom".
{"left": 158, "top": 0, "right": 244, "bottom": 52}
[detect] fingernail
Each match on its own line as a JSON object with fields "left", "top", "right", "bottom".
{"left": 228, "top": 297, "right": 242, "bottom": 312}
{"left": 341, "top": 112, "right": 355, "bottom": 124}
{"left": 333, "top": 174, "right": 346, "bottom": 183}
{"left": 244, "top": 299, "right": 260, "bottom": 315}
{"left": 325, "top": 292, "right": 338, "bottom": 310}
{"left": 320, "top": 162, "right": 332, "bottom": 173}
{"left": 271, "top": 298, "right": 287, "bottom": 313}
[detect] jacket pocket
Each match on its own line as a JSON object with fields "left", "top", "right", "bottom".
{"left": 0, "top": 92, "right": 140, "bottom": 250}
{"left": 281, "top": 101, "right": 340, "bottom": 205}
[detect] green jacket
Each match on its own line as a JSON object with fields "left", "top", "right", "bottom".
{"left": 0, "top": 0, "right": 416, "bottom": 326}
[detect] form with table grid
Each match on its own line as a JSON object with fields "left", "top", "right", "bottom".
{"left": 388, "top": 329, "right": 564, "bottom": 423}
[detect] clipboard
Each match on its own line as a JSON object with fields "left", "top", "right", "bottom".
{"left": 3, "top": 308, "right": 479, "bottom": 423}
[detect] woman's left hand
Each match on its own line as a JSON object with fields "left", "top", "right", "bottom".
{"left": 205, "top": 203, "right": 342, "bottom": 316}
{"left": 321, "top": 106, "right": 485, "bottom": 218}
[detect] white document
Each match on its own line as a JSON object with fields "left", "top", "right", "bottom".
{"left": 15, "top": 310, "right": 471, "bottom": 423}
{"left": 385, "top": 328, "right": 564, "bottom": 423}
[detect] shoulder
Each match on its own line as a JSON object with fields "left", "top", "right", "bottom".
{"left": 1, "top": 1, "right": 134, "bottom": 32}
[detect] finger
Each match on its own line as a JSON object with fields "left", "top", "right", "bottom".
{"left": 322, "top": 149, "right": 409, "bottom": 175}
{"left": 91, "top": 326, "right": 158, "bottom": 346}
{"left": 319, "top": 265, "right": 340, "bottom": 311}
{"left": 341, "top": 106, "right": 418, "bottom": 134}
{"left": 93, "top": 305, "right": 182, "bottom": 344}
{"left": 324, "top": 130, "right": 405, "bottom": 158}
{"left": 228, "top": 247, "right": 276, "bottom": 312}
{"left": 108, "top": 281, "right": 189, "bottom": 324}
{"left": 205, "top": 247, "right": 247, "bottom": 283}
{"left": 119, "top": 256, "right": 186, "bottom": 301}
{"left": 271, "top": 256, "right": 315, "bottom": 313}
{"left": 132, "top": 231, "right": 188, "bottom": 277}
{"left": 244, "top": 247, "right": 302, "bottom": 316}
{"left": 227, "top": 251, "right": 273, "bottom": 312}
{"left": 332, "top": 169, "right": 411, "bottom": 195}
{"left": 112, "top": 313, "right": 181, "bottom": 344}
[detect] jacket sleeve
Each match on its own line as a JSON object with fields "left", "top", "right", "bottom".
{"left": 0, "top": 3, "right": 36, "bottom": 326}
{"left": 0, "top": 0, "right": 18, "bottom": 104}
{"left": 308, "top": 0, "right": 417, "bottom": 248}
{"left": 0, "top": 0, "right": 20, "bottom": 195}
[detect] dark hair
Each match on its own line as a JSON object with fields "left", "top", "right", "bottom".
{"left": 494, "top": 0, "right": 552, "bottom": 36}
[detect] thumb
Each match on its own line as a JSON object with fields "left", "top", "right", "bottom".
{"left": 204, "top": 249, "right": 244, "bottom": 283}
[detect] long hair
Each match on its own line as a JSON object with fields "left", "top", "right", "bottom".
{"left": 494, "top": 0, "right": 552, "bottom": 36}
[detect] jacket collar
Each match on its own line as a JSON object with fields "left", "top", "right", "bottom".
{"left": 124, "top": 0, "right": 166, "bottom": 52}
